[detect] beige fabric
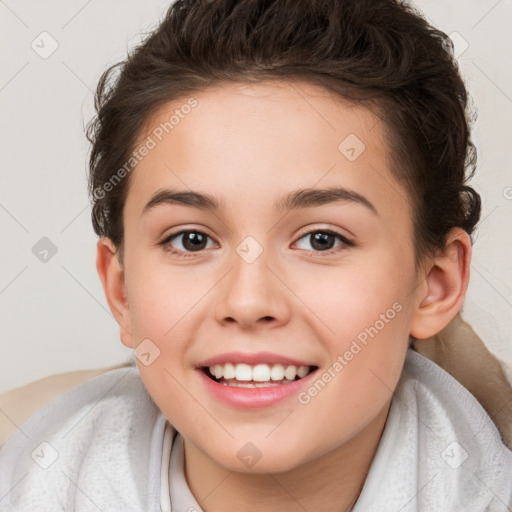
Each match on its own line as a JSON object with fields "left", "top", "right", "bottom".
{"left": 1, "top": 315, "right": 511, "bottom": 449}
{"left": 0, "top": 364, "right": 132, "bottom": 447}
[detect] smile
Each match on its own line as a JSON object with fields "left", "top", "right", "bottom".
{"left": 196, "top": 353, "right": 320, "bottom": 408}
{"left": 203, "top": 363, "right": 316, "bottom": 387}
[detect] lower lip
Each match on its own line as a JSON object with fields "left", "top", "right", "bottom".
{"left": 196, "top": 369, "right": 318, "bottom": 409}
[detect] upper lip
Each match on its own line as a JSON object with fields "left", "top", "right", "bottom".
{"left": 196, "top": 351, "right": 316, "bottom": 368}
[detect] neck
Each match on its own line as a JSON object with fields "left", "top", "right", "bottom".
{"left": 183, "top": 400, "right": 391, "bottom": 512}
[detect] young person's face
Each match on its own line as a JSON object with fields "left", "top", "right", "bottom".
{"left": 103, "top": 81, "right": 432, "bottom": 472}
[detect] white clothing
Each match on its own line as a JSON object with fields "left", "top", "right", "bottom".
{"left": 0, "top": 349, "right": 511, "bottom": 511}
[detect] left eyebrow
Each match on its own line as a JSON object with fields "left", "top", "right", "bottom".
{"left": 275, "top": 186, "right": 378, "bottom": 216}
{"left": 142, "top": 186, "right": 378, "bottom": 216}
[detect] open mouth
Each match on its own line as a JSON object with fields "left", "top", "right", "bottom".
{"left": 201, "top": 363, "right": 318, "bottom": 388}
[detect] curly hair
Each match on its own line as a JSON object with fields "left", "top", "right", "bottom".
{"left": 87, "top": 0, "right": 480, "bottom": 267}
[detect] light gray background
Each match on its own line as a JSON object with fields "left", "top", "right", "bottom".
{"left": 1, "top": 0, "right": 511, "bottom": 393}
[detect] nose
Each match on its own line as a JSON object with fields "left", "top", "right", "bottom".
{"left": 214, "top": 248, "right": 291, "bottom": 331}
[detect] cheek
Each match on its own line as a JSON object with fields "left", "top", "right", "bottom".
{"left": 125, "top": 260, "right": 206, "bottom": 340}
{"left": 303, "top": 257, "right": 411, "bottom": 343}
{"left": 295, "top": 279, "right": 411, "bottom": 451}
{"left": 136, "top": 356, "right": 199, "bottom": 440}
{"left": 295, "top": 251, "right": 414, "bottom": 410}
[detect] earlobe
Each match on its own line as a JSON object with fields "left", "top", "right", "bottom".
{"left": 95, "top": 237, "right": 133, "bottom": 348}
{"left": 410, "top": 228, "right": 472, "bottom": 340}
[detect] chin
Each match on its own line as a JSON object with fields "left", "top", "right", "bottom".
{"left": 202, "top": 439, "right": 312, "bottom": 475}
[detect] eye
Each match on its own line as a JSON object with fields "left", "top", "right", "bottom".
{"left": 293, "top": 229, "right": 353, "bottom": 255}
{"left": 159, "top": 228, "right": 353, "bottom": 258}
{"left": 160, "top": 230, "right": 217, "bottom": 257}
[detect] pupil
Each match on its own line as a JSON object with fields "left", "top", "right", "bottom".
{"left": 311, "top": 232, "right": 334, "bottom": 251}
{"left": 183, "top": 232, "right": 206, "bottom": 251}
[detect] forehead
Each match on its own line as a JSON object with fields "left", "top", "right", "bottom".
{"left": 125, "top": 81, "right": 410, "bottom": 223}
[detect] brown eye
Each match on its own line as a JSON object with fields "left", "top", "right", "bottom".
{"left": 161, "top": 230, "right": 216, "bottom": 256}
{"left": 294, "top": 230, "right": 353, "bottom": 255}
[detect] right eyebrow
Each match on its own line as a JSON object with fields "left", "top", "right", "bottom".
{"left": 142, "top": 189, "right": 222, "bottom": 216}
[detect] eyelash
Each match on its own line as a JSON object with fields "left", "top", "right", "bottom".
{"left": 159, "top": 228, "right": 354, "bottom": 258}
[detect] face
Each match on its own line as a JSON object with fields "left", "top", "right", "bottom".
{"left": 113, "top": 81, "right": 426, "bottom": 473}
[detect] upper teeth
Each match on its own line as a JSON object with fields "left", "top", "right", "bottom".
{"left": 209, "top": 363, "right": 310, "bottom": 382}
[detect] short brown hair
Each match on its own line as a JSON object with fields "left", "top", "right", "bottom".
{"left": 87, "top": 0, "right": 481, "bottom": 266}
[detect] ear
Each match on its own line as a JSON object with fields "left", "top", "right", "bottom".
{"left": 96, "top": 237, "right": 133, "bottom": 349}
{"left": 410, "top": 227, "right": 472, "bottom": 340}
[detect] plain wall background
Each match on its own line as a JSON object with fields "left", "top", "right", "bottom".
{"left": 1, "top": 0, "right": 511, "bottom": 393}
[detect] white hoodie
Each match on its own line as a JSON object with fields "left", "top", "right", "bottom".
{"left": 0, "top": 349, "right": 511, "bottom": 511}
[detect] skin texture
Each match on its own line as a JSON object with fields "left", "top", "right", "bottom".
{"left": 94, "top": 81, "right": 471, "bottom": 512}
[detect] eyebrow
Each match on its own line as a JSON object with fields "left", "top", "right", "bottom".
{"left": 142, "top": 186, "right": 378, "bottom": 216}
